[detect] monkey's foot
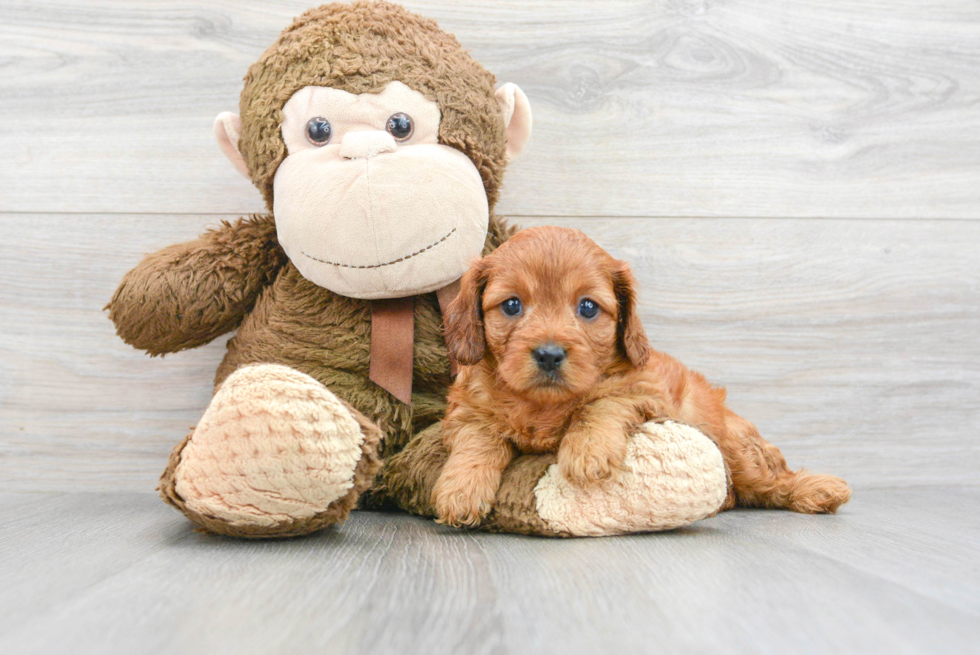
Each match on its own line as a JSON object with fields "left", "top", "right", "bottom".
{"left": 159, "top": 364, "right": 382, "bottom": 538}
{"left": 529, "top": 421, "right": 728, "bottom": 536}
{"left": 380, "top": 420, "right": 728, "bottom": 537}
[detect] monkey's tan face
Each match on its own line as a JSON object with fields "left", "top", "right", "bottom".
{"left": 273, "top": 81, "right": 490, "bottom": 299}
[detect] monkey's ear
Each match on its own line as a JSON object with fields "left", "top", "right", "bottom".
{"left": 213, "top": 112, "right": 251, "bottom": 179}
{"left": 611, "top": 261, "right": 652, "bottom": 368}
{"left": 443, "top": 259, "right": 491, "bottom": 366}
{"left": 495, "top": 83, "right": 532, "bottom": 162}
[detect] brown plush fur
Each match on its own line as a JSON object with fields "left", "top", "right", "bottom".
{"left": 238, "top": 0, "right": 507, "bottom": 210}
{"left": 110, "top": 215, "right": 515, "bottom": 460}
{"left": 106, "top": 2, "right": 522, "bottom": 536}
{"left": 107, "top": 0, "right": 516, "bottom": 457}
{"left": 107, "top": 215, "right": 287, "bottom": 356}
{"left": 433, "top": 226, "right": 852, "bottom": 528}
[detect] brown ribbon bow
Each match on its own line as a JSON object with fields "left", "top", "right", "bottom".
{"left": 368, "top": 281, "right": 460, "bottom": 405}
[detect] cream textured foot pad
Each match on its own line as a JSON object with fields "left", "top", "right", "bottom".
{"left": 174, "top": 364, "right": 366, "bottom": 529}
{"left": 534, "top": 421, "right": 728, "bottom": 536}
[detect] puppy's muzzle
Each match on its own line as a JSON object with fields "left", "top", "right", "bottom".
{"left": 532, "top": 344, "right": 566, "bottom": 374}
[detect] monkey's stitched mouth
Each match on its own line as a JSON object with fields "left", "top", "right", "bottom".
{"left": 302, "top": 227, "right": 456, "bottom": 270}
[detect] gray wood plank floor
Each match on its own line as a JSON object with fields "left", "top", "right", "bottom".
{"left": 1, "top": 489, "right": 977, "bottom": 655}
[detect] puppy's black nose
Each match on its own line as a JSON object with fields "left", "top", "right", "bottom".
{"left": 532, "top": 345, "right": 566, "bottom": 373}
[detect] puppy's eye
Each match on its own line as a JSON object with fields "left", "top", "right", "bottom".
{"left": 306, "top": 117, "right": 332, "bottom": 146}
{"left": 501, "top": 297, "right": 523, "bottom": 317}
{"left": 577, "top": 298, "right": 599, "bottom": 319}
{"left": 386, "top": 112, "right": 413, "bottom": 141}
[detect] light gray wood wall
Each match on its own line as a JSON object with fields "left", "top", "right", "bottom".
{"left": 1, "top": 0, "right": 978, "bottom": 492}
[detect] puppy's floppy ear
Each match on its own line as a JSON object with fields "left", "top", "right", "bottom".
{"left": 444, "top": 258, "right": 491, "bottom": 366}
{"left": 612, "top": 261, "right": 652, "bottom": 368}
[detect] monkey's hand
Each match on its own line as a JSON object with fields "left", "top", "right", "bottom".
{"left": 107, "top": 214, "right": 285, "bottom": 355}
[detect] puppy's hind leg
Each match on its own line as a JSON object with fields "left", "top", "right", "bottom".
{"left": 721, "top": 413, "right": 852, "bottom": 514}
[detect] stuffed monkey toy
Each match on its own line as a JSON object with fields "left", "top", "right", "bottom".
{"left": 108, "top": 1, "right": 729, "bottom": 538}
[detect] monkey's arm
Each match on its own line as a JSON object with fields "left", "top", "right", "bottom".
{"left": 107, "top": 214, "right": 286, "bottom": 355}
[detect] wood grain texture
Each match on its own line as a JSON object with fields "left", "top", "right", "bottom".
{"left": 0, "top": 489, "right": 977, "bottom": 655}
{"left": 0, "top": 0, "right": 978, "bottom": 218}
{"left": 2, "top": 213, "right": 977, "bottom": 492}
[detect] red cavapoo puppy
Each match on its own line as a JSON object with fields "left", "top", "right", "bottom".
{"left": 433, "top": 226, "right": 851, "bottom": 528}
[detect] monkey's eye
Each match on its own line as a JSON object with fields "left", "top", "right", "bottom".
{"left": 386, "top": 113, "right": 413, "bottom": 141}
{"left": 501, "top": 297, "right": 523, "bottom": 317}
{"left": 577, "top": 298, "right": 599, "bottom": 320}
{"left": 306, "top": 117, "right": 332, "bottom": 145}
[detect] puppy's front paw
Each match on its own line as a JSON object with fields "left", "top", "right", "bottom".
{"left": 432, "top": 477, "right": 493, "bottom": 529}
{"left": 558, "top": 433, "right": 626, "bottom": 487}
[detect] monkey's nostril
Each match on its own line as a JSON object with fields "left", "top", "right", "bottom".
{"left": 532, "top": 344, "right": 566, "bottom": 373}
